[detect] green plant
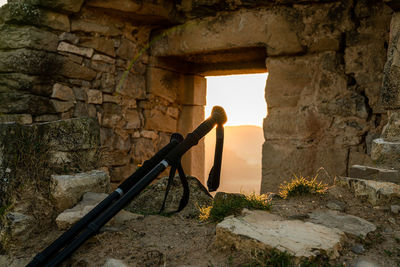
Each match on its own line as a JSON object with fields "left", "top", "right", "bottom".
{"left": 198, "top": 192, "right": 271, "bottom": 222}
{"left": 279, "top": 174, "right": 328, "bottom": 199}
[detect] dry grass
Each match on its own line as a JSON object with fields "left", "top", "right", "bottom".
{"left": 279, "top": 174, "right": 328, "bottom": 199}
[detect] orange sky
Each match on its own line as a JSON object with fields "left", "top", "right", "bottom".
{"left": 205, "top": 73, "right": 268, "bottom": 127}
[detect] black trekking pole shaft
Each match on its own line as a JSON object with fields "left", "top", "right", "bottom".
{"left": 44, "top": 106, "right": 226, "bottom": 266}
{"left": 45, "top": 161, "right": 169, "bottom": 267}
{"left": 27, "top": 133, "right": 183, "bottom": 267}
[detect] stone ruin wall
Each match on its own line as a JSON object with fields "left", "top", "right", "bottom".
{"left": 0, "top": 0, "right": 399, "bottom": 193}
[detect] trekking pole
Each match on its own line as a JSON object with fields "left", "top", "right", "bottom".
{"left": 43, "top": 106, "right": 227, "bottom": 267}
{"left": 27, "top": 133, "right": 184, "bottom": 267}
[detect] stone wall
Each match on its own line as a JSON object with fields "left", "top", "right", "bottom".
{"left": 0, "top": 0, "right": 182, "bottom": 185}
{"left": 0, "top": 0, "right": 398, "bottom": 193}
{"left": 150, "top": 0, "right": 394, "bottom": 192}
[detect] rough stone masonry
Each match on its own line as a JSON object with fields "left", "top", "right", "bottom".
{"left": 0, "top": 0, "right": 399, "bottom": 193}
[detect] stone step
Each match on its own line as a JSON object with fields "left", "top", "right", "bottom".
{"left": 371, "top": 138, "right": 400, "bottom": 169}
{"left": 56, "top": 192, "right": 143, "bottom": 230}
{"left": 215, "top": 209, "right": 346, "bottom": 261}
{"left": 349, "top": 165, "right": 400, "bottom": 184}
{"left": 51, "top": 169, "right": 110, "bottom": 211}
{"left": 336, "top": 177, "right": 400, "bottom": 206}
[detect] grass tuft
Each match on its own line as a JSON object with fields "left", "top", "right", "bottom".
{"left": 198, "top": 192, "right": 271, "bottom": 222}
{"left": 279, "top": 174, "right": 328, "bottom": 199}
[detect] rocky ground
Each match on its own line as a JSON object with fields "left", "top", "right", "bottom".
{"left": 1, "top": 177, "right": 400, "bottom": 267}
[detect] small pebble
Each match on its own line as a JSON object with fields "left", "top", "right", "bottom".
{"left": 351, "top": 244, "right": 365, "bottom": 254}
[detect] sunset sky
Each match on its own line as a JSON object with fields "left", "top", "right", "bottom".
{"left": 205, "top": 73, "right": 268, "bottom": 127}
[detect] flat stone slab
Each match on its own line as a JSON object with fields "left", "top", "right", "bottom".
{"left": 371, "top": 138, "right": 400, "bottom": 169}
{"left": 51, "top": 170, "right": 110, "bottom": 211}
{"left": 337, "top": 177, "right": 400, "bottom": 205}
{"left": 56, "top": 192, "right": 143, "bottom": 230}
{"left": 215, "top": 210, "right": 345, "bottom": 260}
{"left": 308, "top": 210, "right": 376, "bottom": 238}
{"left": 349, "top": 165, "right": 399, "bottom": 184}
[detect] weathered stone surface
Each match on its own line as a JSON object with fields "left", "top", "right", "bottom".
{"left": 40, "top": 10, "right": 70, "bottom": 32}
{"left": 71, "top": 19, "right": 122, "bottom": 36}
{"left": 34, "top": 0, "right": 85, "bottom": 13}
{"left": 0, "top": 72, "right": 52, "bottom": 95}
{"left": 50, "top": 99, "right": 74, "bottom": 113}
{"left": 124, "top": 109, "right": 141, "bottom": 130}
{"left": 93, "top": 54, "right": 115, "bottom": 64}
{"left": 58, "top": 41, "right": 94, "bottom": 58}
{"left": 51, "top": 170, "right": 110, "bottom": 211}
{"left": 87, "top": 89, "right": 102, "bottom": 104}
{"left": 79, "top": 37, "right": 115, "bottom": 57}
{"left": 147, "top": 67, "right": 180, "bottom": 103}
{"left": 151, "top": 8, "right": 303, "bottom": 57}
{"left": 109, "top": 164, "right": 136, "bottom": 182}
{"left": 144, "top": 109, "right": 177, "bottom": 133}
{"left": 0, "top": 114, "right": 32, "bottom": 124}
{"left": 337, "top": 177, "right": 400, "bottom": 205}
{"left": 0, "top": 91, "right": 54, "bottom": 115}
{"left": 0, "top": 25, "right": 58, "bottom": 51}
{"left": 51, "top": 83, "right": 75, "bottom": 101}
{"left": 349, "top": 165, "right": 400, "bottom": 184}
{"left": 56, "top": 192, "right": 142, "bottom": 230}
{"left": 0, "top": 49, "right": 60, "bottom": 75}
{"left": 308, "top": 210, "right": 376, "bottom": 238}
{"left": 381, "top": 12, "right": 400, "bottom": 108}
{"left": 59, "top": 32, "right": 79, "bottom": 44}
{"left": 116, "top": 38, "right": 138, "bottom": 60}
{"left": 103, "top": 258, "right": 128, "bottom": 267}
{"left": 127, "top": 176, "right": 212, "bottom": 218}
{"left": 216, "top": 210, "right": 345, "bottom": 260}
{"left": 381, "top": 111, "right": 400, "bottom": 141}
{"left": 101, "top": 73, "right": 116, "bottom": 93}
{"left": 102, "top": 150, "right": 130, "bottom": 166}
{"left": 371, "top": 138, "right": 400, "bottom": 169}
{"left": 59, "top": 57, "right": 97, "bottom": 80}
{"left": 117, "top": 72, "right": 146, "bottom": 99}
{"left": 3, "top": 212, "right": 33, "bottom": 242}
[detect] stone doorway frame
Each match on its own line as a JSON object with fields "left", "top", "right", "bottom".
{"left": 148, "top": 48, "right": 268, "bottom": 184}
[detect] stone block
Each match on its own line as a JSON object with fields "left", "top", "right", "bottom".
{"left": 109, "top": 164, "right": 136, "bottom": 182}
{"left": 381, "top": 111, "right": 400, "bottom": 141}
{"left": 144, "top": 109, "right": 177, "bottom": 133}
{"left": 71, "top": 19, "right": 122, "bottom": 36}
{"left": 140, "top": 130, "right": 158, "bottom": 140}
{"left": 0, "top": 72, "right": 52, "bottom": 96}
{"left": 34, "top": 114, "right": 59, "bottom": 122}
{"left": 103, "top": 94, "right": 121, "bottom": 104}
{"left": 124, "top": 109, "right": 140, "bottom": 130}
{"left": 0, "top": 114, "right": 32, "bottom": 125}
{"left": 87, "top": 89, "right": 102, "bottom": 104}
{"left": 371, "top": 138, "right": 400, "bottom": 169}
{"left": 102, "top": 150, "right": 130, "bottom": 166}
{"left": 103, "top": 258, "right": 128, "bottom": 267}
{"left": 59, "top": 32, "right": 79, "bottom": 44}
{"left": 79, "top": 37, "right": 115, "bottom": 57}
{"left": 60, "top": 57, "right": 97, "bottom": 81}
{"left": 34, "top": 0, "right": 85, "bottom": 13}
{"left": 0, "top": 25, "right": 58, "bottom": 51}
{"left": 0, "top": 49, "right": 60, "bottom": 76}
{"left": 147, "top": 67, "right": 180, "bottom": 103}
{"left": 55, "top": 192, "right": 141, "bottom": 230}
{"left": 132, "top": 138, "right": 156, "bottom": 164}
{"left": 179, "top": 75, "right": 206, "bottom": 106}
{"left": 216, "top": 210, "right": 345, "bottom": 260}
{"left": 51, "top": 83, "right": 75, "bottom": 101}
{"left": 51, "top": 99, "right": 74, "bottom": 113}
{"left": 51, "top": 170, "right": 109, "bottom": 211}
{"left": 349, "top": 165, "right": 400, "bottom": 184}
{"left": 116, "top": 38, "right": 138, "bottom": 60}
{"left": 90, "top": 60, "right": 115, "bottom": 73}
{"left": 40, "top": 10, "right": 70, "bottom": 32}
{"left": 0, "top": 91, "right": 54, "bottom": 115}
{"left": 93, "top": 54, "right": 115, "bottom": 64}
{"left": 151, "top": 8, "right": 303, "bottom": 57}
{"left": 58, "top": 42, "right": 94, "bottom": 58}
{"left": 381, "top": 12, "right": 400, "bottom": 108}
{"left": 101, "top": 73, "right": 116, "bottom": 93}
{"left": 308, "top": 210, "right": 376, "bottom": 238}
{"left": 337, "top": 177, "right": 400, "bottom": 205}
{"left": 117, "top": 72, "right": 146, "bottom": 99}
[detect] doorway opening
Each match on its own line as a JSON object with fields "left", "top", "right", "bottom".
{"left": 204, "top": 73, "right": 268, "bottom": 194}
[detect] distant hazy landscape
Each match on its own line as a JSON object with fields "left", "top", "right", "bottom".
{"left": 205, "top": 125, "right": 264, "bottom": 194}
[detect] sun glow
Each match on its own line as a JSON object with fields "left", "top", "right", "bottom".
{"left": 205, "top": 73, "right": 268, "bottom": 127}
{"left": 0, "top": 0, "right": 6, "bottom": 7}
